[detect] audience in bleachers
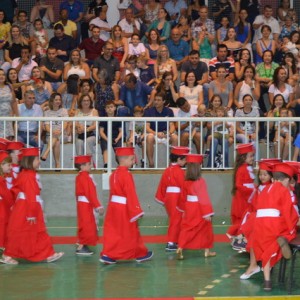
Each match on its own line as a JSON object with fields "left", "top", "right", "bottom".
{"left": 0, "top": 0, "right": 300, "bottom": 168}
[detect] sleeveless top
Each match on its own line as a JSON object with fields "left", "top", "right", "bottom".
{"left": 112, "top": 44, "right": 125, "bottom": 63}
{"left": 144, "top": 4, "right": 160, "bottom": 24}
{"left": 158, "top": 59, "right": 173, "bottom": 79}
{"left": 145, "top": 44, "right": 158, "bottom": 60}
{"left": 235, "top": 24, "right": 249, "bottom": 44}
{"left": 238, "top": 81, "right": 259, "bottom": 108}
{"left": 0, "top": 85, "right": 14, "bottom": 137}
{"left": 256, "top": 40, "right": 272, "bottom": 64}
{"left": 67, "top": 65, "right": 86, "bottom": 79}
{"left": 76, "top": 109, "right": 96, "bottom": 127}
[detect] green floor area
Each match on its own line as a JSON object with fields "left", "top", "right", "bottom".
{"left": 0, "top": 217, "right": 299, "bottom": 299}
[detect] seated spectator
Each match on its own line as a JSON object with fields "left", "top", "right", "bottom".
{"left": 13, "top": 10, "right": 34, "bottom": 40}
{"left": 137, "top": 56, "right": 156, "bottom": 86}
{"left": 192, "top": 25, "right": 213, "bottom": 63}
{"left": 144, "top": 29, "right": 161, "bottom": 64}
{"left": 273, "top": 107, "right": 295, "bottom": 160}
{"left": 128, "top": 33, "right": 146, "bottom": 58}
{"left": 164, "top": 0, "right": 187, "bottom": 25}
{"left": 32, "top": 78, "right": 50, "bottom": 110}
{"left": 281, "top": 52, "right": 299, "bottom": 87}
{"left": 179, "top": 71, "right": 204, "bottom": 106}
{"left": 74, "top": 94, "right": 98, "bottom": 156}
{"left": 165, "top": 27, "right": 189, "bottom": 69}
{"left": 121, "top": 55, "right": 140, "bottom": 81}
{"left": 280, "top": 35, "right": 299, "bottom": 60}
{"left": 49, "top": 24, "right": 76, "bottom": 62}
{"left": 118, "top": 8, "right": 140, "bottom": 39}
{"left": 11, "top": 45, "right": 38, "bottom": 82}
{"left": 32, "top": 18, "right": 49, "bottom": 61}
{"left": 206, "top": 106, "right": 234, "bottom": 168}
{"left": 216, "top": 16, "right": 229, "bottom": 44}
{"left": 208, "top": 64, "right": 233, "bottom": 113}
{"left": 175, "top": 14, "right": 191, "bottom": 43}
{"left": 143, "top": 0, "right": 161, "bottom": 29}
{"left": 255, "top": 50, "right": 279, "bottom": 115}
{"left": 277, "top": 0, "right": 292, "bottom": 27}
{"left": 108, "top": 25, "right": 128, "bottom": 69}
{"left": 17, "top": 90, "right": 44, "bottom": 150}
{"left": 41, "top": 92, "right": 68, "bottom": 168}
{"left": 99, "top": 100, "right": 122, "bottom": 168}
{"left": 223, "top": 27, "right": 243, "bottom": 61}
{"left": 6, "top": 68, "right": 26, "bottom": 102}
{"left": 279, "top": 16, "right": 298, "bottom": 40}
{"left": 94, "top": 69, "right": 118, "bottom": 116}
{"left": 175, "top": 97, "right": 201, "bottom": 153}
{"left": 55, "top": 9, "right": 77, "bottom": 41}
{"left": 154, "top": 45, "right": 178, "bottom": 82}
{"left": 255, "top": 25, "right": 276, "bottom": 64}
{"left": 209, "top": 44, "right": 235, "bottom": 82}
{"left": 78, "top": 79, "right": 95, "bottom": 103}
{"left": 268, "top": 66, "right": 294, "bottom": 107}
{"left": 235, "top": 94, "right": 260, "bottom": 145}
{"left": 150, "top": 71, "right": 178, "bottom": 108}
{"left": 89, "top": 7, "right": 111, "bottom": 42}
{"left": 0, "top": 10, "right": 11, "bottom": 52}
{"left": 39, "top": 47, "right": 64, "bottom": 91}
{"left": 119, "top": 73, "right": 153, "bottom": 116}
{"left": 63, "top": 49, "right": 91, "bottom": 81}
{"left": 92, "top": 41, "right": 120, "bottom": 84}
{"left": 2, "top": 25, "right": 29, "bottom": 73}
{"left": 234, "top": 65, "right": 260, "bottom": 109}
{"left": 144, "top": 8, "right": 171, "bottom": 43}
{"left": 212, "top": 0, "right": 236, "bottom": 29}
{"left": 79, "top": 26, "right": 104, "bottom": 67}
{"left": 234, "top": 48, "right": 254, "bottom": 82}
{"left": 0, "top": 68, "right": 18, "bottom": 139}
{"left": 144, "top": 92, "right": 178, "bottom": 168}
{"left": 30, "top": 0, "right": 54, "bottom": 29}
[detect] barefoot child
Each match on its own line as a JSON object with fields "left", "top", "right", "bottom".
{"left": 75, "top": 155, "right": 104, "bottom": 255}
{"left": 155, "top": 146, "right": 189, "bottom": 251}
{"left": 100, "top": 147, "right": 153, "bottom": 264}
{"left": 0, "top": 147, "right": 64, "bottom": 265}
{"left": 177, "top": 154, "right": 216, "bottom": 259}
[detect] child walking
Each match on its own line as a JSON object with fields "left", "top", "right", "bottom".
{"left": 155, "top": 146, "right": 189, "bottom": 251}
{"left": 100, "top": 147, "right": 153, "bottom": 264}
{"left": 0, "top": 148, "right": 64, "bottom": 265}
{"left": 252, "top": 163, "right": 299, "bottom": 291}
{"left": 0, "top": 152, "right": 14, "bottom": 252}
{"left": 6, "top": 141, "right": 24, "bottom": 180}
{"left": 227, "top": 144, "right": 256, "bottom": 247}
{"left": 176, "top": 154, "right": 216, "bottom": 260}
{"left": 74, "top": 155, "right": 104, "bottom": 255}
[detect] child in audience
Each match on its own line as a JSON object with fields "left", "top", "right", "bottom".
{"left": 137, "top": 56, "right": 156, "bottom": 86}
{"left": 100, "top": 147, "right": 153, "bottom": 264}
{"left": 122, "top": 55, "right": 140, "bottom": 81}
{"left": 1, "top": 148, "right": 64, "bottom": 264}
{"left": 74, "top": 155, "right": 104, "bottom": 256}
{"left": 128, "top": 33, "right": 146, "bottom": 58}
{"left": 32, "top": 18, "right": 49, "bottom": 59}
{"left": 216, "top": 16, "right": 230, "bottom": 44}
{"left": 99, "top": 101, "right": 122, "bottom": 168}
{"left": 33, "top": 78, "right": 51, "bottom": 110}
{"left": 155, "top": 146, "right": 189, "bottom": 251}
{"left": 177, "top": 154, "right": 216, "bottom": 259}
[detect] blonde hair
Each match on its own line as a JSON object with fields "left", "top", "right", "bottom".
{"left": 111, "top": 25, "right": 124, "bottom": 42}
{"left": 69, "top": 49, "right": 83, "bottom": 69}
{"left": 157, "top": 45, "right": 170, "bottom": 65}
{"left": 7, "top": 25, "right": 28, "bottom": 47}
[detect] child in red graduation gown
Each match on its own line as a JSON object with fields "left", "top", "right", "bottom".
{"left": 100, "top": 147, "right": 153, "bottom": 264}
{"left": 0, "top": 148, "right": 64, "bottom": 265}
{"left": 6, "top": 141, "right": 24, "bottom": 180}
{"left": 0, "top": 152, "right": 14, "bottom": 251}
{"left": 155, "top": 146, "right": 189, "bottom": 251}
{"left": 227, "top": 144, "right": 256, "bottom": 247}
{"left": 74, "top": 155, "right": 104, "bottom": 255}
{"left": 252, "top": 163, "right": 299, "bottom": 291}
{"left": 176, "top": 154, "right": 216, "bottom": 260}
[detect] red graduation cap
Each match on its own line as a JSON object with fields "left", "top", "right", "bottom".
{"left": 236, "top": 143, "right": 255, "bottom": 155}
{"left": 273, "top": 163, "right": 297, "bottom": 178}
{"left": 0, "top": 151, "right": 9, "bottom": 163}
{"left": 74, "top": 155, "right": 92, "bottom": 164}
{"left": 0, "top": 142, "right": 7, "bottom": 151}
{"left": 115, "top": 147, "right": 135, "bottom": 157}
{"left": 258, "top": 161, "right": 275, "bottom": 172}
{"left": 171, "top": 146, "right": 189, "bottom": 156}
{"left": 260, "top": 158, "right": 282, "bottom": 164}
{"left": 0, "top": 138, "right": 9, "bottom": 143}
{"left": 21, "top": 147, "right": 40, "bottom": 157}
{"left": 186, "top": 154, "right": 204, "bottom": 164}
{"left": 6, "top": 141, "right": 24, "bottom": 151}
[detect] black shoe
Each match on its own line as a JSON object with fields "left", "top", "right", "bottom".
{"left": 165, "top": 243, "right": 177, "bottom": 251}
{"left": 103, "top": 163, "right": 107, "bottom": 168}
{"left": 140, "top": 159, "right": 145, "bottom": 168}
{"left": 76, "top": 245, "right": 94, "bottom": 256}
{"left": 40, "top": 156, "right": 47, "bottom": 161}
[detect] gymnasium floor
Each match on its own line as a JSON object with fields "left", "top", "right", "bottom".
{"left": 1, "top": 216, "right": 299, "bottom": 300}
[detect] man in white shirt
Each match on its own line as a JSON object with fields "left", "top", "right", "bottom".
{"left": 118, "top": 8, "right": 140, "bottom": 39}
{"left": 11, "top": 45, "right": 38, "bottom": 82}
{"left": 89, "top": 8, "right": 111, "bottom": 41}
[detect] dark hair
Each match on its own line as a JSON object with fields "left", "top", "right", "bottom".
{"left": 20, "top": 156, "right": 36, "bottom": 170}
{"left": 130, "top": 33, "right": 140, "bottom": 40}
{"left": 177, "top": 97, "right": 187, "bottom": 107}
{"left": 238, "top": 48, "right": 252, "bottom": 65}
{"left": 257, "top": 168, "right": 273, "bottom": 185}
{"left": 6, "top": 68, "right": 19, "bottom": 84}
{"left": 184, "top": 71, "right": 197, "bottom": 87}
{"left": 67, "top": 74, "right": 80, "bottom": 95}
{"left": 281, "top": 52, "right": 297, "bottom": 74}
{"left": 216, "top": 64, "right": 226, "bottom": 72}
{"left": 243, "top": 65, "right": 256, "bottom": 79}
{"left": 169, "top": 153, "right": 186, "bottom": 163}
{"left": 261, "top": 24, "right": 272, "bottom": 33}
{"left": 147, "top": 29, "right": 161, "bottom": 45}
{"left": 270, "top": 94, "right": 286, "bottom": 111}
{"left": 185, "top": 163, "right": 201, "bottom": 181}
{"left": 21, "top": 45, "right": 31, "bottom": 52}
{"left": 189, "top": 50, "right": 199, "bottom": 56}
{"left": 125, "top": 73, "right": 137, "bottom": 84}
{"left": 0, "top": 10, "right": 7, "bottom": 23}
{"left": 237, "top": 9, "right": 247, "bottom": 35}
{"left": 262, "top": 49, "right": 274, "bottom": 61}
{"left": 242, "top": 94, "right": 253, "bottom": 102}
{"left": 78, "top": 94, "right": 93, "bottom": 109}
{"left": 155, "top": 92, "right": 165, "bottom": 100}
{"left": 33, "top": 18, "right": 43, "bottom": 26}
{"left": 80, "top": 79, "right": 93, "bottom": 92}
{"left": 48, "top": 92, "right": 62, "bottom": 110}
{"left": 290, "top": 31, "right": 300, "bottom": 44}
{"left": 232, "top": 153, "right": 247, "bottom": 195}
{"left": 208, "top": 94, "right": 223, "bottom": 110}
{"left": 264, "top": 5, "right": 272, "bottom": 10}
{"left": 217, "top": 43, "right": 228, "bottom": 52}
{"left": 0, "top": 68, "right": 9, "bottom": 85}
{"left": 105, "top": 100, "right": 116, "bottom": 107}
{"left": 18, "top": 10, "right": 28, "bottom": 17}
{"left": 273, "top": 66, "right": 287, "bottom": 88}
{"left": 47, "top": 46, "right": 57, "bottom": 53}
{"left": 224, "top": 27, "right": 237, "bottom": 42}
{"left": 54, "top": 23, "right": 64, "bottom": 31}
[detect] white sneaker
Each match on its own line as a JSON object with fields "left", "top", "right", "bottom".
{"left": 240, "top": 266, "right": 261, "bottom": 280}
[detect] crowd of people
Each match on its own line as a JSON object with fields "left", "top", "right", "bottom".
{"left": 0, "top": 0, "right": 300, "bottom": 168}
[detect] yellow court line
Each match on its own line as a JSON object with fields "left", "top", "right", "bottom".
{"left": 195, "top": 297, "right": 300, "bottom": 300}
{"left": 47, "top": 225, "right": 228, "bottom": 229}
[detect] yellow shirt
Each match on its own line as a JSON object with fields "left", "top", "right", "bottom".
{"left": 0, "top": 22, "right": 11, "bottom": 41}
{"left": 54, "top": 20, "right": 77, "bottom": 37}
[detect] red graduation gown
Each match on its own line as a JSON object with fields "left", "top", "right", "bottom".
{"left": 0, "top": 177, "right": 14, "bottom": 248}
{"left": 4, "top": 169, "right": 55, "bottom": 262}
{"left": 227, "top": 164, "right": 256, "bottom": 236}
{"left": 101, "top": 166, "right": 148, "bottom": 260}
{"left": 252, "top": 181, "right": 299, "bottom": 267}
{"left": 76, "top": 171, "right": 102, "bottom": 245}
{"left": 177, "top": 178, "right": 214, "bottom": 250}
{"left": 155, "top": 163, "right": 185, "bottom": 243}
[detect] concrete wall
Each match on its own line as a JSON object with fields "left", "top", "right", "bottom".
{"left": 41, "top": 171, "right": 233, "bottom": 217}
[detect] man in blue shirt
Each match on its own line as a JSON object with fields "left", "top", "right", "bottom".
{"left": 165, "top": 28, "right": 189, "bottom": 69}
{"left": 144, "top": 93, "right": 178, "bottom": 168}
{"left": 119, "top": 74, "right": 153, "bottom": 116}
{"left": 17, "top": 90, "right": 44, "bottom": 150}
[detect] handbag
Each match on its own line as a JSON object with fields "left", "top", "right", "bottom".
{"left": 77, "top": 127, "right": 95, "bottom": 140}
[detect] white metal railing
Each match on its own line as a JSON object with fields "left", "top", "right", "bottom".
{"left": 0, "top": 116, "right": 298, "bottom": 173}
